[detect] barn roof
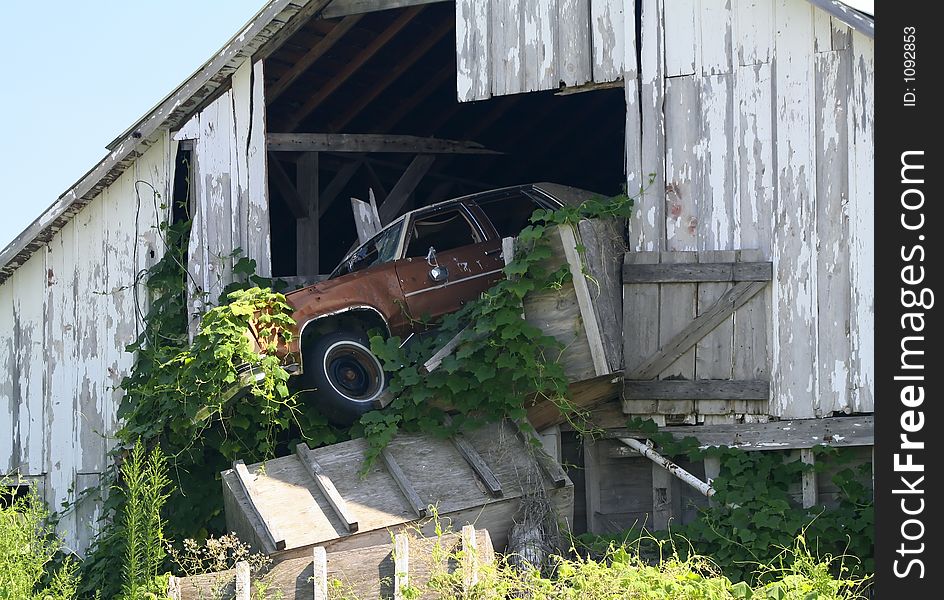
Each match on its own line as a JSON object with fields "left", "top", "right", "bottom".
{"left": 807, "top": 0, "right": 874, "bottom": 37}
{"left": 0, "top": 0, "right": 330, "bottom": 284}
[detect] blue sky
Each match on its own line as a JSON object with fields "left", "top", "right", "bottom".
{"left": 0, "top": 0, "right": 266, "bottom": 250}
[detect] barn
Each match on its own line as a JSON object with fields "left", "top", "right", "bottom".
{"left": 0, "top": 0, "right": 873, "bottom": 553}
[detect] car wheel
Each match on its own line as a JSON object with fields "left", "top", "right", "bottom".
{"left": 302, "top": 330, "right": 388, "bottom": 425}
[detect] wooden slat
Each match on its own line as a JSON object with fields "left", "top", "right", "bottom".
{"left": 232, "top": 460, "right": 287, "bottom": 551}
{"left": 623, "top": 261, "right": 773, "bottom": 283}
{"left": 394, "top": 533, "right": 410, "bottom": 600}
{"left": 351, "top": 189, "right": 382, "bottom": 244}
{"left": 235, "top": 561, "right": 250, "bottom": 600}
{"left": 651, "top": 460, "right": 680, "bottom": 530}
{"left": 623, "top": 380, "right": 770, "bottom": 400}
{"left": 622, "top": 251, "right": 660, "bottom": 415}
{"left": 378, "top": 155, "right": 436, "bottom": 224}
{"left": 512, "top": 420, "right": 569, "bottom": 488}
{"left": 267, "top": 14, "right": 365, "bottom": 102}
{"left": 800, "top": 448, "right": 818, "bottom": 508}
{"left": 312, "top": 547, "right": 328, "bottom": 600}
{"left": 451, "top": 435, "right": 503, "bottom": 497}
{"left": 380, "top": 448, "right": 428, "bottom": 517}
{"left": 422, "top": 325, "right": 471, "bottom": 373}
{"left": 295, "top": 443, "right": 359, "bottom": 533}
{"left": 296, "top": 152, "right": 320, "bottom": 276}
{"left": 280, "top": 6, "right": 423, "bottom": 131}
{"left": 268, "top": 133, "right": 497, "bottom": 154}
{"left": 461, "top": 525, "right": 479, "bottom": 589}
{"left": 628, "top": 280, "right": 768, "bottom": 380}
{"left": 695, "top": 251, "right": 736, "bottom": 383}
{"left": 456, "top": 0, "right": 490, "bottom": 101}
{"left": 656, "top": 252, "right": 697, "bottom": 392}
{"left": 558, "top": 224, "right": 609, "bottom": 376}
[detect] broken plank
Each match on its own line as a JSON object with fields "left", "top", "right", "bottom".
{"left": 232, "top": 460, "right": 287, "bottom": 551}
{"left": 378, "top": 155, "right": 436, "bottom": 224}
{"left": 422, "top": 325, "right": 471, "bottom": 374}
{"left": 380, "top": 448, "right": 428, "bottom": 517}
{"left": 451, "top": 435, "right": 503, "bottom": 497}
{"left": 623, "top": 380, "right": 770, "bottom": 400}
{"left": 295, "top": 443, "right": 359, "bottom": 533}
{"left": 622, "top": 261, "right": 773, "bottom": 283}
{"left": 267, "top": 133, "right": 499, "bottom": 154}
{"left": 629, "top": 280, "right": 768, "bottom": 380}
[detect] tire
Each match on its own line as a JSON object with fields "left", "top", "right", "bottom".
{"left": 301, "top": 329, "right": 388, "bottom": 425}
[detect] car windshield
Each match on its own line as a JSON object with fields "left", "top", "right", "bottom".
{"left": 330, "top": 221, "right": 404, "bottom": 278}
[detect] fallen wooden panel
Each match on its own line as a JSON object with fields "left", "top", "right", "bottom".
{"left": 222, "top": 420, "right": 573, "bottom": 558}
{"left": 169, "top": 528, "right": 495, "bottom": 600}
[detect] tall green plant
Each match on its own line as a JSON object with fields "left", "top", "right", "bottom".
{"left": 0, "top": 484, "right": 80, "bottom": 600}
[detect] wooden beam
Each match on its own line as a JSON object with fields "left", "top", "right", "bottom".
{"left": 363, "top": 162, "right": 389, "bottom": 203}
{"left": 268, "top": 133, "right": 498, "bottom": 154}
{"left": 297, "top": 152, "right": 320, "bottom": 275}
{"left": 280, "top": 6, "right": 423, "bottom": 131}
{"left": 627, "top": 280, "right": 768, "bottom": 380}
{"left": 319, "top": 158, "right": 364, "bottom": 217}
{"left": 232, "top": 460, "right": 287, "bottom": 551}
{"left": 295, "top": 443, "right": 359, "bottom": 533}
{"left": 268, "top": 153, "right": 308, "bottom": 218}
{"left": 253, "top": 0, "right": 335, "bottom": 62}
{"left": 323, "top": 0, "right": 448, "bottom": 18}
{"left": 512, "top": 420, "right": 569, "bottom": 488}
{"left": 605, "top": 415, "right": 875, "bottom": 452}
{"left": 312, "top": 547, "right": 328, "bottom": 600}
{"left": 380, "top": 448, "right": 428, "bottom": 517}
{"left": 622, "top": 380, "right": 770, "bottom": 401}
{"left": 328, "top": 18, "right": 453, "bottom": 132}
{"left": 378, "top": 155, "right": 436, "bottom": 223}
{"left": 375, "top": 64, "right": 455, "bottom": 133}
{"left": 461, "top": 525, "right": 479, "bottom": 590}
{"left": 394, "top": 533, "right": 410, "bottom": 600}
{"left": 268, "top": 14, "right": 365, "bottom": 102}
{"left": 622, "top": 261, "right": 773, "bottom": 283}
{"left": 800, "top": 448, "right": 818, "bottom": 508}
{"left": 451, "top": 435, "right": 503, "bottom": 497}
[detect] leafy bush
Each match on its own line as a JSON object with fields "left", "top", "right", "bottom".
{"left": 0, "top": 484, "right": 80, "bottom": 600}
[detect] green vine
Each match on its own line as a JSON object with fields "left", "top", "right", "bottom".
{"left": 576, "top": 418, "right": 874, "bottom": 585}
{"left": 358, "top": 192, "right": 634, "bottom": 468}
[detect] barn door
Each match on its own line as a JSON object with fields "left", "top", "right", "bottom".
{"left": 621, "top": 250, "right": 771, "bottom": 425}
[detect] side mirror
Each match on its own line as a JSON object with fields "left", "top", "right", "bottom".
{"left": 426, "top": 247, "right": 448, "bottom": 282}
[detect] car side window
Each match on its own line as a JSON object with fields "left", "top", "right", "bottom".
{"left": 405, "top": 208, "right": 481, "bottom": 258}
{"left": 475, "top": 192, "right": 544, "bottom": 238}
{"left": 332, "top": 221, "right": 403, "bottom": 277}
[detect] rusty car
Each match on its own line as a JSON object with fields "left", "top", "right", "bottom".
{"left": 249, "top": 183, "right": 599, "bottom": 423}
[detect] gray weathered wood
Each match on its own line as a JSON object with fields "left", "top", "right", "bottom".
{"left": 461, "top": 525, "right": 479, "bottom": 589}
{"left": 312, "top": 546, "right": 328, "bottom": 600}
{"left": 323, "top": 0, "right": 448, "bottom": 18}
{"left": 651, "top": 461, "right": 680, "bottom": 530}
{"left": 733, "top": 250, "right": 770, "bottom": 383}
{"left": 577, "top": 219, "right": 625, "bottom": 372}
{"left": 800, "top": 448, "right": 818, "bottom": 508}
{"left": 394, "top": 533, "right": 409, "bottom": 600}
{"left": 233, "top": 460, "right": 287, "bottom": 552}
{"left": 320, "top": 159, "right": 363, "bottom": 218}
{"left": 296, "top": 152, "right": 320, "bottom": 276}
{"left": 622, "top": 252, "right": 660, "bottom": 416}
{"left": 583, "top": 437, "right": 602, "bottom": 534}
{"left": 622, "top": 261, "right": 773, "bottom": 283}
{"left": 380, "top": 448, "right": 428, "bottom": 518}
{"left": 657, "top": 252, "right": 697, "bottom": 384}
{"left": 629, "top": 280, "right": 768, "bottom": 380}
{"left": 623, "top": 380, "right": 770, "bottom": 400}
{"left": 512, "top": 419, "right": 568, "bottom": 488}
{"left": 295, "top": 443, "right": 360, "bottom": 533}
{"left": 451, "top": 434, "right": 504, "bottom": 497}
{"left": 351, "top": 189, "right": 382, "bottom": 245}
{"left": 558, "top": 224, "right": 610, "bottom": 377}
{"left": 378, "top": 155, "right": 436, "bottom": 224}
{"left": 267, "top": 133, "right": 498, "bottom": 155}
{"left": 235, "top": 561, "right": 250, "bottom": 600}
{"left": 604, "top": 415, "right": 874, "bottom": 452}
{"left": 695, "top": 251, "right": 736, "bottom": 382}
{"left": 422, "top": 326, "right": 471, "bottom": 374}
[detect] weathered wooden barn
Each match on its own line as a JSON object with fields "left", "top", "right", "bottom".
{"left": 0, "top": 0, "right": 873, "bottom": 552}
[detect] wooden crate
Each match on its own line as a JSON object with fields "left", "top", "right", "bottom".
{"left": 221, "top": 420, "right": 573, "bottom": 559}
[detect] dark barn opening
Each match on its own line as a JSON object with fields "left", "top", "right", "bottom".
{"left": 263, "top": 2, "right": 626, "bottom": 278}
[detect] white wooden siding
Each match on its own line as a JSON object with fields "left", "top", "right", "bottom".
{"left": 176, "top": 60, "right": 271, "bottom": 336}
{"left": 456, "top": 0, "right": 624, "bottom": 101}
{"left": 626, "top": 0, "right": 874, "bottom": 418}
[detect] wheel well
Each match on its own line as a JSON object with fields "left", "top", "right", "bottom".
{"left": 298, "top": 309, "right": 389, "bottom": 372}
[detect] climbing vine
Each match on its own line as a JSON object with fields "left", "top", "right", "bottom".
{"left": 357, "top": 192, "right": 634, "bottom": 467}
{"left": 577, "top": 418, "right": 874, "bottom": 585}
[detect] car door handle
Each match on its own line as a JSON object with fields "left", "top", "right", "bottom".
{"left": 484, "top": 248, "right": 502, "bottom": 256}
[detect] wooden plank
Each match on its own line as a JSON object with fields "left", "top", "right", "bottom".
{"left": 461, "top": 525, "right": 479, "bottom": 589}
{"left": 699, "top": 0, "right": 733, "bottom": 75}
{"left": 622, "top": 251, "right": 660, "bottom": 415}
{"left": 312, "top": 547, "right": 328, "bottom": 600}
{"left": 297, "top": 152, "right": 320, "bottom": 276}
{"left": 558, "top": 225, "right": 609, "bottom": 377}
{"left": 319, "top": 159, "right": 363, "bottom": 218}
{"left": 815, "top": 49, "right": 853, "bottom": 416}
{"left": 244, "top": 60, "right": 271, "bottom": 278}
{"left": 583, "top": 438, "right": 603, "bottom": 533}
{"left": 735, "top": 0, "right": 773, "bottom": 65}
{"left": 698, "top": 74, "right": 735, "bottom": 250}
{"left": 623, "top": 380, "right": 769, "bottom": 400}
{"left": 521, "top": 0, "right": 557, "bottom": 92}
{"left": 629, "top": 280, "right": 767, "bottom": 380}
{"left": 265, "top": 14, "right": 363, "bottom": 91}
{"left": 733, "top": 64, "right": 773, "bottom": 253}
{"left": 323, "top": 0, "right": 447, "bottom": 18}
{"left": 268, "top": 155, "right": 307, "bottom": 219}
{"left": 295, "top": 443, "right": 360, "bottom": 533}
{"left": 733, "top": 250, "right": 770, "bottom": 382}
{"left": 630, "top": 0, "right": 664, "bottom": 252}
{"left": 656, "top": 252, "right": 697, "bottom": 381}
{"left": 380, "top": 448, "right": 428, "bottom": 517}
{"left": 456, "top": 0, "right": 491, "bottom": 101}
{"left": 489, "top": 0, "right": 523, "bottom": 97}
{"left": 394, "top": 533, "right": 410, "bottom": 600}
{"left": 663, "top": 0, "right": 696, "bottom": 76}
{"left": 233, "top": 460, "right": 287, "bottom": 552}
{"left": 559, "top": 0, "right": 592, "bottom": 87}
{"left": 664, "top": 77, "right": 700, "bottom": 251}
{"left": 422, "top": 325, "right": 471, "bottom": 373}
{"left": 771, "top": 0, "right": 817, "bottom": 418}
{"left": 234, "top": 561, "right": 250, "bottom": 600}
{"left": 651, "top": 461, "right": 680, "bottom": 530}
{"left": 513, "top": 420, "right": 569, "bottom": 488}
{"left": 577, "top": 219, "right": 624, "bottom": 372}
{"left": 267, "top": 133, "right": 497, "bottom": 154}
{"left": 695, "top": 251, "right": 736, "bottom": 382}
{"left": 378, "top": 155, "right": 436, "bottom": 224}
{"left": 280, "top": 6, "right": 423, "bottom": 130}
{"left": 451, "top": 434, "right": 504, "bottom": 497}
{"left": 351, "top": 193, "right": 382, "bottom": 245}
{"left": 605, "top": 415, "right": 874, "bottom": 451}
{"left": 589, "top": 0, "right": 624, "bottom": 82}
{"left": 623, "top": 261, "right": 773, "bottom": 283}
{"left": 800, "top": 448, "right": 818, "bottom": 508}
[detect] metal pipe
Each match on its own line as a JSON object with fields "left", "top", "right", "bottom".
{"left": 618, "top": 437, "right": 716, "bottom": 498}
